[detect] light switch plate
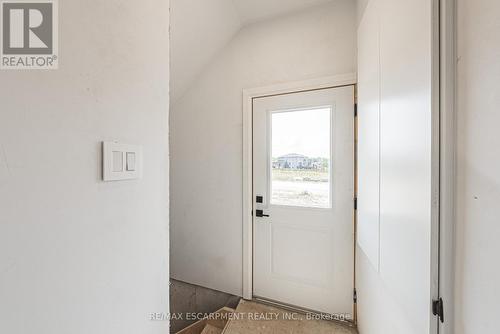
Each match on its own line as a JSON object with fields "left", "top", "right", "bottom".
{"left": 103, "top": 141, "right": 142, "bottom": 181}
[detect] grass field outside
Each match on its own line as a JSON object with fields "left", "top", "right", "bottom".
{"left": 271, "top": 168, "right": 330, "bottom": 208}
{"left": 272, "top": 168, "right": 329, "bottom": 183}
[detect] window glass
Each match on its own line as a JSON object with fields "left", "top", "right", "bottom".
{"left": 271, "top": 107, "right": 331, "bottom": 208}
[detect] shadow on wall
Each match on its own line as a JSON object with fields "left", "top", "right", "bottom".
{"left": 170, "top": 279, "right": 241, "bottom": 333}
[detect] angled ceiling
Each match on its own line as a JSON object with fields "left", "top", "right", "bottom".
{"left": 232, "top": 0, "right": 335, "bottom": 25}
{"left": 170, "top": 0, "right": 335, "bottom": 103}
{"left": 170, "top": 0, "right": 241, "bottom": 103}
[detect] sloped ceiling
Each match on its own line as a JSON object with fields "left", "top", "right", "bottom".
{"left": 170, "top": 0, "right": 241, "bottom": 103}
{"left": 170, "top": 0, "right": 335, "bottom": 103}
{"left": 232, "top": 0, "right": 335, "bottom": 25}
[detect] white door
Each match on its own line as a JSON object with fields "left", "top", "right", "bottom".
{"left": 252, "top": 86, "right": 355, "bottom": 316}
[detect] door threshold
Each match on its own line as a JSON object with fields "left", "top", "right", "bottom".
{"left": 252, "top": 296, "right": 356, "bottom": 329}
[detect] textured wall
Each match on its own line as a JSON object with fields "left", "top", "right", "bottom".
{"left": 455, "top": 0, "right": 500, "bottom": 332}
{"left": 0, "top": 1, "right": 170, "bottom": 333}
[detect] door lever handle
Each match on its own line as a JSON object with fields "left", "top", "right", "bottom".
{"left": 255, "top": 209, "right": 269, "bottom": 218}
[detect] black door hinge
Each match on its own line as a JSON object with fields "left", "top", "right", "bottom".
{"left": 353, "top": 289, "right": 357, "bottom": 303}
{"left": 432, "top": 298, "right": 444, "bottom": 323}
{"left": 354, "top": 103, "right": 358, "bottom": 117}
{"left": 354, "top": 197, "right": 358, "bottom": 210}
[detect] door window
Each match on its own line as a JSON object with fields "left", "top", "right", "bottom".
{"left": 270, "top": 107, "right": 332, "bottom": 208}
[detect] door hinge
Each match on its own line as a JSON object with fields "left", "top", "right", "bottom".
{"left": 353, "top": 289, "right": 357, "bottom": 303}
{"left": 354, "top": 103, "right": 358, "bottom": 117}
{"left": 354, "top": 197, "right": 358, "bottom": 210}
{"left": 432, "top": 298, "right": 444, "bottom": 323}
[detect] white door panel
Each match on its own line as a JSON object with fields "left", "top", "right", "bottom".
{"left": 379, "top": 0, "right": 433, "bottom": 330}
{"left": 252, "top": 86, "right": 354, "bottom": 316}
{"left": 356, "top": 0, "right": 437, "bottom": 332}
{"left": 357, "top": 0, "right": 381, "bottom": 271}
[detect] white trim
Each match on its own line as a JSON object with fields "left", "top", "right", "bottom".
{"left": 439, "top": 0, "right": 456, "bottom": 333}
{"left": 242, "top": 73, "right": 357, "bottom": 300}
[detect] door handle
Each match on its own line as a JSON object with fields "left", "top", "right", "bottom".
{"left": 255, "top": 209, "right": 269, "bottom": 218}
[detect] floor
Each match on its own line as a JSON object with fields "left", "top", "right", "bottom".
{"left": 224, "top": 300, "right": 357, "bottom": 334}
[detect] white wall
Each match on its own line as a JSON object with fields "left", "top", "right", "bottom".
{"left": 356, "top": 0, "right": 369, "bottom": 25}
{"left": 356, "top": 0, "right": 435, "bottom": 333}
{"left": 0, "top": 1, "right": 170, "bottom": 333}
{"left": 170, "top": 0, "right": 356, "bottom": 296}
{"left": 170, "top": 0, "right": 241, "bottom": 103}
{"left": 455, "top": 0, "right": 500, "bottom": 333}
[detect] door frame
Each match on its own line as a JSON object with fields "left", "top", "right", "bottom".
{"left": 242, "top": 73, "right": 357, "bottom": 302}
{"left": 437, "top": 0, "right": 456, "bottom": 333}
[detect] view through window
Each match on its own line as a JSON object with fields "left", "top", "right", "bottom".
{"left": 271, "top": 107, "right": 331, "bottom": 208}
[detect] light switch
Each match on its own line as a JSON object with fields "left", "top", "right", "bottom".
{"left": 126, "top": 152, "right": 136, "bottom": 171}
{"left": 112, "top": 151, "right": 123, "bottom": 172}
{"left": 103, "top": 142, "right": 142, "bottom": 181}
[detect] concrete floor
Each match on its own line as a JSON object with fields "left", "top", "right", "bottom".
{"left": 224, "top": 300, "right": 357, "bottom": 334}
